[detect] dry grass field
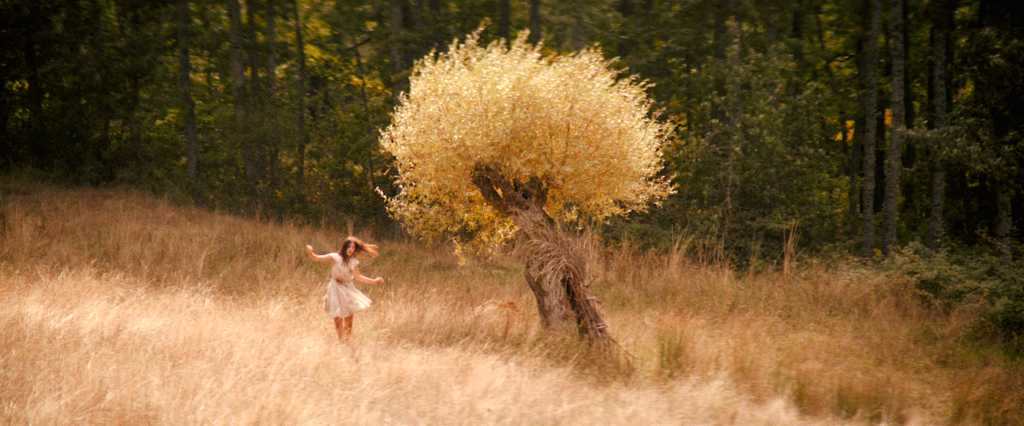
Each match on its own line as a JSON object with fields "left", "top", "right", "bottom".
{"left": 1, "top": 178, "right": 1021, "bottom": 425}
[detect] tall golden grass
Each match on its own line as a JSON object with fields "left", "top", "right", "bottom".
{"left": 2, "top": 178, "right": 1021, "bottom": 425}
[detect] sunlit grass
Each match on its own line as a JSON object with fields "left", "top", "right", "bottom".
{"left": 2, "top": 178, "right": 1021, "bottom": 425}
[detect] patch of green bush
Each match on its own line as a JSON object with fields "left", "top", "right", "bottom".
{"left": 887, "top": 242, "right": 1024, "bottom": 354}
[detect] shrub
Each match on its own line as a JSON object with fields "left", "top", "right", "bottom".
{"left": 887, "top": 242, "right": 1024, "bottom": 353}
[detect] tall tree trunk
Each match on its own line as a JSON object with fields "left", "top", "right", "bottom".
{"left": 265, "top": 0, "right": 276, "bottom": 92}
{"left": 928, "top": 0, "right": 953, "bottom": 252}
{"left": 720, "top": 0, "right": 742, "bottom": 238}
{"left": 616, "top": 0, "right": 636, "bottom": 68}
{"left": 354, "top": 49, "right": 381, "bottom": 207}
{"left": 498, "top": 0, "right": 510, "bottom": 40}
{"left": 177, "top": 0, "right": 199, "bottom": 183}
{"left": 711, "top": 0, "right": 736, "bottom": 121}
{"left": 713, "top": 0, "right": 728, "bottom": 61}
{"left": 245, "top": 0, "right": 260, "bottom": 88}
{"left": 851, "top": 4, "right": 867, "bottom": 221}
{"left": 228, "top": 0, "right": 247, "bottom": 120}
{"left": 883, "top": 0, "right": 905, "bottom": 256}
{"left": 228, "top": 0, "right": 254, "bottom": 186}
{"left": 243, "top": 0, "right": 266, "bottom": 189}
{"left": 21, "top": 3, "right": 47, "bottom": 167}
{"left": 571, "top": 0, "right": 588, "bottom": 50}
{"left": 88, "top": 0, "right": 111, "bottom": 171}
{"left": 25, "top": 37, "right": 47, "bottom": 166}
{"left": 264, "top": 0, "right": 279, "bottom": 185}
{"left": 127, "top": 76, "right": 143, "bottom": 170}
{"left": 528, "top": 0, "right": 542, "bottom": 45}
{"left": 731, "top": 0, "right": 743, "bottom": 67}
{"left": 902, "top": 1, "right": 915, "bottom": 137}
{"left": 292, "top": 0, "right": 307, "bottom": 183}
{"left": 849, "top": 116, "right": 864, "bottom": 219}
{"left": 977, "top": 0, "right": 1013, "bottom": 266}
{"left": 389, "top": 0, "right": 405, "bottom": 101}
{"left": 470, "top": 164, "right": 610, "bottom": 345}
{"left": 426, "top": 0, "right": 444, "bottom": 50}
{"left": 861, "top": 0, "right": 881, "bottom": 258}
{"left": 792, "top": 0, "right": 804, "bottom": 65}
{"left": 848, "top": 114, "right": 862, "bottom": 219}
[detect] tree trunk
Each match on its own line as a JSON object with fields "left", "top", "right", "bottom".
{"left": 847, "top": 114, "right": 862, "bottom": 219}
{"left": 882, "top": 0, "right": 905, "bottom": 257}
{"left": 88, "top": 0, "right": 111, "bottom": 172}
{"left": 616, "top": 0, "right": 637, "bottom": 68}
{"left": 713, "top": 0, "right": 728, "bottom": 61}
{"left": 730, "top": 0, "right": 743, "bottom": 67}
{"left": 265, "top": 0, "right": 276, "bottom": 92}
{"left": 24, "top": 30, "right": 47, "bottom": 166}
{"left": 861, "top": 0, "right": 880, "bottom": 258}
{"left": 389, "top": 0, "right": 405, "bottom": 101}
{"left": 498, "top": 0, "right": 510, "bottom": 41}
{"left": 849, "top": 114, "right": 863, "bottom": 219}
{"left": 571, "top": 0, "right": 588, "bottom": 50}
{"left": 851, "top": 4, "right": 866, "bottom": 221}
{"left": 177, "top": 0, "right": 199, "bottom": 183}
{"left": 792, "top": 0, "right": 804, "bottom": 65}
{"left": 718, "top": 0, "right": 742, "bottom": 238}
{"left": 292, "top": 0, "right": 307, "bottom": 183}
{"left": 928, "top": 0, "right": 953, "bottom": 252}
{"left": 242, "top": 0, "right": 268, "bottom": 189}
{"left": 228, "top": 0, "right": 247, "bottom": 125}
{"left": 229, "top": 0, "right": 258, "bottom": 188}
{"left": 978, "top": 0, "right": 1013, "bottom": 266}
{"left": 354, "top": 48, "right": 381, "bottom": 209}
{"left": 264, "top": 0, "right": 279, "bottom": 185}
{"left": 426, "top": 0, "right": 444, "bottom": 49}
{"left": 245, "top": 0, "right": 260, "bottom": 88}
{"left": 528, "top": 0, "right": 542, "bottom": 45}
{"left": 470, "top": 164, "right": 610, "bottom": 345}
{"left": 127, "top": 76, "right": 143, "bottom": 169}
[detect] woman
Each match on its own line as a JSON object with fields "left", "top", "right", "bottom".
{"left": 305, "top": 237, "right": 384, "bottom": 342}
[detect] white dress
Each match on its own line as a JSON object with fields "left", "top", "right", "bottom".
{"left": 323, "top": 253, "right": 372, "bottom": 318}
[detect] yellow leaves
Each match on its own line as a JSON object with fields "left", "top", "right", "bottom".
{"left": 381, "top": 30, "right": 674, "bottom": 249}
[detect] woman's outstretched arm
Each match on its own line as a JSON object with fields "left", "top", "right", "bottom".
{"left": 353, "top": 265, "right": 384, "bottom": 284}
{"left": 305, "top": 245, "right": 334, "bottom": 262}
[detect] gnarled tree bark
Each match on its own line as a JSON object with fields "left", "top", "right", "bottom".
{"left": 470, "top": 164, "right": 610, "bottom": 345}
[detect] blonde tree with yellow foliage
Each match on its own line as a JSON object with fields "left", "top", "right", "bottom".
{"left": 381, "top": 30, "right": 673, "bottom": 343}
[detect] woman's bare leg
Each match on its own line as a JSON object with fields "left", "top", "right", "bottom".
{"left": 342, "top": 315, "right": 354, "bottom": 340}
{"left": 333, "top": 317, "right": 346, "bottom": 341}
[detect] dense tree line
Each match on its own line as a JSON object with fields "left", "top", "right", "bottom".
{"left": 1, "top": 0, "right": 1022, "bottom": 267}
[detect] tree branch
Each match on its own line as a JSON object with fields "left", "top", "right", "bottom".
{"left": 470, "top": 163, "right": 511, "bottom": 212}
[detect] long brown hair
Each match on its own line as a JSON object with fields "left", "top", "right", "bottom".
{"left": 339, "top": 236, "right": 379, "bottom": 261}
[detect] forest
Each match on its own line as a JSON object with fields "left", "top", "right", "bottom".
{"left": 1, "top": 0, "right": 1022, "bottom": 264}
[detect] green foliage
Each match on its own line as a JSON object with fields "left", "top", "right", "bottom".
{"left": 1, "top": 0, "right": 1021, "bottom": 265}
{"left": 887, "top": 242, "right": 1024, "bottom": 353}
{"left": 666, "top": 46, "right": 849, "bottom": 264}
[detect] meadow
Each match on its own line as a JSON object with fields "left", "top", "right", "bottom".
{"left": 1, "top": 178, "right": 1021, "bottom": 425}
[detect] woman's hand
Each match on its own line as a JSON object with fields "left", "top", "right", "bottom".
{"left": 306, "top": 245, "right": 331, "bottom": 262}
{"left": 373, "top": 277, "right": 385, "bottom": 285}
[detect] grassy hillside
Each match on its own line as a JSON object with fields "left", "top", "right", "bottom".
{"left": 1, "top": 178, "right": 1020, "bottom": 425}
